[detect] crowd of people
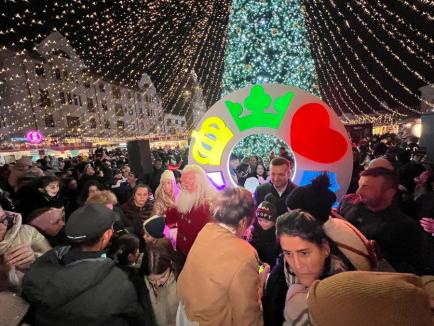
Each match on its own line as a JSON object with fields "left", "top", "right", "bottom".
{"left": 0, "top": 134, "right": 433, "bottom": 325}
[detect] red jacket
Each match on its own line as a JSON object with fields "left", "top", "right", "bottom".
{"left": 166, "top": 203, "right": 212, "bottom": 255}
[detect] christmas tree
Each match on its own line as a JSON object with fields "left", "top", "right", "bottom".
{"left": 222, "top": 0, "right": 318, "bottom": 161}
{"left": 222, "top": 0, "right": 319, "bottom": 96}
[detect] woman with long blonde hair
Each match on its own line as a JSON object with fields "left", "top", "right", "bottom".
{"left": 152, "top": 170, "right": 180, "bottom": 216}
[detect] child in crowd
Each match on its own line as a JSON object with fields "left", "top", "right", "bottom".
{"left": 249, "top": 194, "right": 280, "bottom": 267}
{"left": 108, "top": 234, "right": 157, "bottom": 326}
{"left": 143, "top": 215, "right": 166, "bottom": 245}
{"left": 141, "top": 240, "right": 180, "bottom": 326}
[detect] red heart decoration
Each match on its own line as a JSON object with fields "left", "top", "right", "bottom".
{"left": 290, "top": 103, "right": 348, "bottom": 163}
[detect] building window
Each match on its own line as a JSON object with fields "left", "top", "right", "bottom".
{"left": 79, "top": 96, "right": 82, "bottom": 106}
{"left": 55, "top": 68, "right": 61, "bottom": 80}
{"left": 62, "top": 70, "right": 69, "bottom": 80}
{"left": 39, "top": 88, "right": 51, "bottom": 107}
{"left": 87, "top": 98, "right": 95, "bottom": 112}
{"left": 115, "top": 104, "right": 124, "bottom": 116}
{"left": 59, "top": 92, "right": 66, "bottom": 104}
{"left": 101, "top": 100, "right": 108, "bottom": 111}
{"left": 112, "top": 86, "right": 121, "bottom": 99}
{"left": 0, "top": 114, "right": 7, "bottom": 128}
{"left": 117, "top": 120, "right": 125, "bottom": 130}
{"left": 181, "top": 121, "right": 185, "bottom": 127}
{"left": 99, "top": 83, "right": 105, "bottom": 92}
{"left": 66, "top": 116, "right": 80, "bottom": 128}
{"left": 35, "top": 64, "right": 45, "bottom": 77}
{"left": 104, "top": 120, "right": 110, "bottom": 129}
{"left": 136, "top": 93, "right": 141, "bottom": 101}
{"left": 84, "top": 81, "right": 91, "bottom": 88}
{"left": 44, "top": 114, "right": 55, "bottom": 127}
{"left": 127, "top": 91, "right": 132, "bottom": 99}
{"left": 166, "top": 119, "right": 171, "bottom": 126}
{"left": 89, "top": 117, "right": 97, "bottom": 128}
{"left": 67, "top": 93, "right": 73, "bottom": 104}
{"left": 73, "top": 94, "right": 78, "bottom": 106}
{"left": 129, "top": 107, "right": 134, "bottom": 115}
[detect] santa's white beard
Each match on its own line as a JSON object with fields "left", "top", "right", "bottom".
{"left": 177, "top": 189, "right": 201, "bottom": 214}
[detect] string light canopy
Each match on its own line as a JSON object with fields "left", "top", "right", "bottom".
{"left": 0, "top": 0, "right": 432, "bottom": 140}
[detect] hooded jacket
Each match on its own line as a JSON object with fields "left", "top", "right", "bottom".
{"left": 22, "top": 246, "right": 147, "bottom": 326}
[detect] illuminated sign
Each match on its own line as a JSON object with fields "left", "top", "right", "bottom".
{"left": 26, "top": 130, "right": 44, "bottom": 144}
{"left": 188, "top": 84, "right": 353, "bottom": 201}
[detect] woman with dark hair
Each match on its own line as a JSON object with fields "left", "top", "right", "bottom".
{"left": 15, "top": 175, "right": 63, "bottom": 222}
{"left": 141, "top": 239, "right": 180, "bottom": 326}
{"left": 254, "top": 163, "right": 269, "bottom": 185}
{"left": 121, "top": 184, "right": 154, "bottom": 237}
{"left": 76, "top": 179, "right": 105, "bottom": 207}
{"left": 177, "top": 188, "right": 264, "bottom": 325}
{"left": 272, "top": 210, "right": 348, "bottom": 325}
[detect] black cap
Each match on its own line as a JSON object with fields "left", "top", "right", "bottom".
{"left": 143, "top": 215, "right": 165, "bottom": 239}
{"left": 65, "top": 204, "right": 115, "bottom": 241}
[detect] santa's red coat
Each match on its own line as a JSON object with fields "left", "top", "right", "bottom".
{"left": 166, "top": 203, "right": 212, "bottom": 255}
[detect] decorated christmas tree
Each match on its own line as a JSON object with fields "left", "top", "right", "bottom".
{"left": 222, "top": 0, "right": 319, "bottom": 160}
{"left": 222, "top": 0, "right": 319, "bottom": 96}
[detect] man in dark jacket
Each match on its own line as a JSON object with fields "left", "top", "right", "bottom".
{"left": 339, "top": 167, "right": 433, "bottom": 275}
{"left": 254, "top": 157, "right": 297, "bottom": 216}
{"left": 143, "top": 158, "right": 164, "bottom": 194}
{"left": 22, "top": 204, "right": 148, "bottom": 326}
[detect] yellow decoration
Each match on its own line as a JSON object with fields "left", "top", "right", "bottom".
{"left": 191, "top": 117, "right": 234, "bottom": 166}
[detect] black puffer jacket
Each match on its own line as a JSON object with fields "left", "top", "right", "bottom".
{"left": 22, "top": 246, "right": 148, "bottom": 326}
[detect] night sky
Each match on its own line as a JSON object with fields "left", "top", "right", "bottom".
{"left": 1, "top": 0, "right": 433, "bottom": 118}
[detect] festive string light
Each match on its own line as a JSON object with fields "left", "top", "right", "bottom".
{"left": 304, "top": 0, "right": 428, "bottom": 119}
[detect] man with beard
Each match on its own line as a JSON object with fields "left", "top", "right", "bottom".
{"left": 339, "top": 167, "right": 432, "bottom": 275}
{"left": 166, "top": 164, "right": 217, "bottom": 256}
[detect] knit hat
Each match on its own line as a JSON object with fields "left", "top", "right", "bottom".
{"left": 323, "top": 217, "right": 378, "bottom": 270}
{"left": 256, "top": 194, "right": 278, "bottom": 222}
{"left": 143, "top": 215, "right": 165, "bottom": 239}
{"left": 367, "top": 157, "right": 394, "bottom": 171}
{"left": 65, "top": 204, "right": 115, "bottom": 241}
{"left": 307, "top": 271, "right": 433, "bottom": 326}
{"left": 286, "top": 174, "right": 336, "bottom": 223}
{"left": 28, "top": 207, "right": 64, "bottom": 233}
{"left": 160, "top": 169, "right": 175, "bottom": 182}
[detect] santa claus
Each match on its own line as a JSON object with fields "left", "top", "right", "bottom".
{"left": 166, "top": 164, "right": 217, "bottom": 256}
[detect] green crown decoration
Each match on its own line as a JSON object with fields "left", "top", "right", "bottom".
{"left": 225, "top": 85, "right": 294, "bottom": 132}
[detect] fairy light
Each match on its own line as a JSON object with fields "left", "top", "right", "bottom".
{"left": 307, "top": 0, "right": 423, "bottom": 116}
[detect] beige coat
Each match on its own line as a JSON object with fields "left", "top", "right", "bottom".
{"left": 0, "top": 214, "right": 51, "bottom": 290}
{"left": 145, "top": 271, "right": 179, "bottom": 326}
{"left": 178, "top": 223, "right": 263, "bottom": 326}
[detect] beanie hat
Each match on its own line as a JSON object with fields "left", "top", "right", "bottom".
{"left": 308, "top": 271, "right": 433, "bottom": 326}
{"left": 256, "top": 194, "right": 278, "bottom": 222}
{"left": 65, "top": 204, "right": 115, "bottom": 241}
{"left": 286, "top": 174, "right": 336, "bottom": 223}
{"left": 28, "top": 207, "right": 64, "bottom": 233}
{"left": 323, "top": 217, "right": 378, "bottom": 270}
{"left": 143, "top": 215, "right": 165, "bottom": 239}
{"left": 160, "top": 170, "right": 175, "bottom": 182}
